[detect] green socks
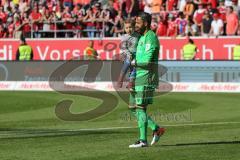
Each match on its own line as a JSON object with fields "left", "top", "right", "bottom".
{"left": 147, "top": 115, "right": 158, "bottom": 131}
{"left": 136, "top": 108, "right": 148, "bottom": 141}
{"left": 130, "top": 108, "right": 159, "bottom": 141}
{"left": 130, "top": 108, "right": 158, "bottom": 131}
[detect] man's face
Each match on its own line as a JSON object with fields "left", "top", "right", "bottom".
{"left": 227, "top": 7, "right": 233, "bottom": 14}
{"left": 124, "top": 23, "right": 133, "bottom": 35}
{"left": 135, "top": 17, "right": 146, "bottom": 34}
{"left": 65, "top": 6, "right": 70, "bottom": 12}
{"left": 89, "top": 41, "right": 94, "bottom": 48}
{"left": 33, "top": 6, "right": 38, "bottom": 12}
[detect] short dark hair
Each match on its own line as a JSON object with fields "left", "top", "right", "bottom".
{"left": 228, "top": 6, "right": 234, "bottom": 11}
{"left": 138, "top": 12, "right": 152, "bottom": 27}
{"left": 20, "top": 34, "right": 26, "bottom": 43}
{"left": 189, "top": 38, "right": 194, "bottom": 44}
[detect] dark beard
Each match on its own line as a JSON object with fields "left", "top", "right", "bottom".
{"left": 136, "top": 26, "right": 146, "bottom": 35}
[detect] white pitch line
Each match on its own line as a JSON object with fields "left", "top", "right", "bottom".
{"left": 0, "top": 121, "right": 239, "bottom": 136}
{"left": 0, "top": 121, "right": 239, "bottom": 139}
{"left": 63, "top": 121, "right": 240, "bottom": 132}
{"left": 164, "top": 121, "right": 240, "bottom": 127}
{"left": 63, "top": 126, "right": 135, "bottom": 132}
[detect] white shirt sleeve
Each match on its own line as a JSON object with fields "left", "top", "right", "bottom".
{"left": 218, "top": 19, "right": 223, "bottom": 27}
{"left": 193, "top": 11, "right": 197, "bottom": 18}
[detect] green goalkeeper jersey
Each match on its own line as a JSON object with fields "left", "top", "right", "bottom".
{"left": 135, "top": 30, "right": 160, "bottom": 88}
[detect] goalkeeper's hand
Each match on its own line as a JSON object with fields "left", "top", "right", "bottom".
{"left": 131, "top": 59, "right": 136, "bottom": 66}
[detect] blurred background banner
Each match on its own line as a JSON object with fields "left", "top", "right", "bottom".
{"left": 0, "top": 61, "right": 239, "bottom": 92}
{"left": 1, "top": 37, "right": 240, "bottom": 60}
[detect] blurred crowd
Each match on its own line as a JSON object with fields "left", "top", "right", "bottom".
{"left": 0, "top": 0, "right": 240, "bottom": 38}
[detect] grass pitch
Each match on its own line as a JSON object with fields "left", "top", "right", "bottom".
{"left": 0, "top": 91, "right": 240, "bottom": 160}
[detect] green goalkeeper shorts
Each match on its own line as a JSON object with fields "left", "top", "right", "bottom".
{"left": 129, "top": 86, "right": 155, "bottom": 106}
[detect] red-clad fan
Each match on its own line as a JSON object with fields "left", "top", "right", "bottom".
{"left": 21, "top": 12, "right": 31, "bottom": 37}
{"left": 18, "top": 0, "right": 28, "bottom": 13}
{"left": 41, "top": 9, "right": 53, "bottom": 37}
{"left": 7, "top": 15, "right": 22, "bottom": 38}
{"left": 167, "top": 13, "right": 177, "bottom": 36}
{"left": 49, "top": 11, "right": 57, "bottom": 30}
{"left": 166, "top": 0, "right": 177, "bottom": 11}
{"left": 13, "top": 15, "right": 22, "bottom": 37}
{"left": 208, "top": 0, "right": 217, "bottom": 9}
{"left": 74, "top": 0, "right": 90, "bottom": 5}
{"left": 217, "top": 0, "right": 226, "bottom": 23}
{"left": 159, "top": 5, "right": 168, "bottom": 21}
{"left": 46, "top": 0, "right": 56, "bottom": 12}
{"left": 8, "top": 22, "right": 14, "bottom": 38}
{"left": 124, "top": 0, "right": 132, "bottom": 17}
{"left": 226, "top": 6, "right": 239, "bottom": 35}
{"left": 72, "top": 3, "right": 84, "bottom": 36}
{"left": 193, "top": 3, "right": 206, "bottom": 27}
{"left": 138, "top": 0, "right": 144, "bottom": 12}
{"left": 100, "top": 8, "right": 110, "bottom": 23}
{"left": 0, "top": 6, "right": 7, "bottom": 23}
{"left": 156, "top": 16, "right": 167, "bottom": 36}
{"left": 113, "top": 11, "right": 124, "bottom": 37}
{"left": 170, "top": 6, "right": 179, "bottom": 18}
{"left": 199, "top": 0, "right": 209, "bottom": 5}
{"left": 52, "top": 1, "right": 61, "bottom": 13}
{"left": 72, "top": 3, "right": 84, "bottom": 31}
{"left": 122, "top": 0, "right": 139, "bottom": 17}
{"left": 113, "top": 0, "right": 120, "bottom": 11}
{"left": 84, "top": 7, "right": 96, "bottom": 37}
{"left": 0, "top": 24, "right": 6, "bottom": 38}
{"left": 92, "top": 2, "right": 102, "bottom": 31}
{"left": 62, "top": 6, "right": 74, "bottom": 30}
{"left": 72, "top": 3, "right": 83, "bottom": 17}
{"left": 29, "top": 4, "right": 42, "bottom": 32}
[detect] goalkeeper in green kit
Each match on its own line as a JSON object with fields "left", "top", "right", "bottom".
{"left": 128, "top": 12, "right": 165, "bottom": 148}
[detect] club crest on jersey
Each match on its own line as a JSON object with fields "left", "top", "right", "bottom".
{"left": 145, "top": 44, "right": 151, "bottom": 51}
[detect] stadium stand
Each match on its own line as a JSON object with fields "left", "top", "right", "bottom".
{"left": 0, "top": 0, "right": 239, "bottom": 38}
